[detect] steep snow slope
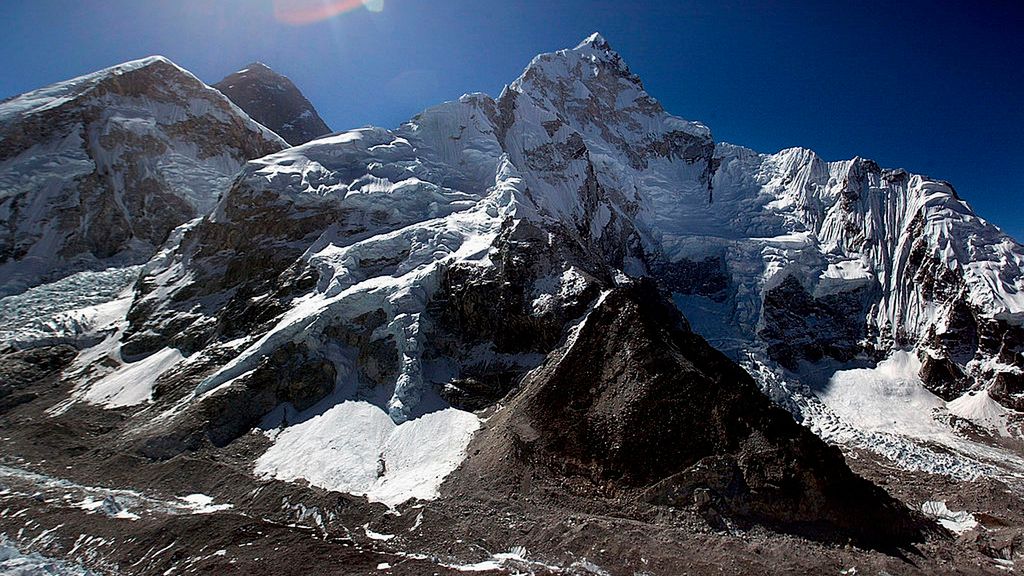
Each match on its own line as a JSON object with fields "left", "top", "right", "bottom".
{"left": 0, "top": 56, "right": 286, "bottom": 297}
{"left": 214, "top": 62, "right": 331, "bottom": 146}
{"left": 698, "top": 143, "right": 1024, "bottom": 406}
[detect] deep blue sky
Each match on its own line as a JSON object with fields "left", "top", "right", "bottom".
{"left": 3, "top": 1, "right": 1022, "bottom": 238}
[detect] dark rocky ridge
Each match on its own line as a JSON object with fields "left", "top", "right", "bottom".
{"left": 451, "top": 280, "right": 931, "bottom": 549}
{"left": 214, "top": 62, "right": 331, "bottom": 146}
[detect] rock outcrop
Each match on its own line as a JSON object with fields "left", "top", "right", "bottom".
{"left": 453, "top": 281, "right": 928, "bottom": 548}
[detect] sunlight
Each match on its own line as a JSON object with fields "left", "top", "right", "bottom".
{"left": 272, "top": 0, "right": 383, "bottom": 25}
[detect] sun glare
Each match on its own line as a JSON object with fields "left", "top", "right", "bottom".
{"left": 273, "top": 0, "right": 383, "bottom": 25}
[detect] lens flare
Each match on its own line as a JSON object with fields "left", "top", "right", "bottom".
{"left": 273, "top": 0, "right": 383, "bottom": 25}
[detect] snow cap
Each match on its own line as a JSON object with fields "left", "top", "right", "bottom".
{"left": 576, "top": 32, "right": 610, "bottom": 50}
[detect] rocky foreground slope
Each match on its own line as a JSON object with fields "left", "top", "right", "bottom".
{"left": 1, "top": 34, "right": 1023, "bottom": 574}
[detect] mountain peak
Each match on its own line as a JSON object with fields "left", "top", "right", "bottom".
{"left": 575, "top": 31, "right": 610, "bottom": 51}
{"left": 214, "top": 63, "right": 331, "bottom": 146}
{"left": 0, "top": 54, "right": 286, "bottom": 296}
{"left": 511, "top": 32, "right": 635, "bottom": 94}
{"left": 122, "top": 54, "right": 174, "bottom": 68}
{"left": 234, "top": 62, "right": 277, "bottom": 76}
{"left": 99, "top": 55, "right": 196, "bottom": 81}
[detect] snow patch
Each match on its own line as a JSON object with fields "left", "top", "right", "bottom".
{"left": 363, "top": 525, "right": 395, "bottom": 541}
{"left": 73, "top": 496, "right": 140, "bottom": 520}
{"left": 921, "top": 501, "right": 978, "bottom": 534}
{"left": 177, "top": 494, "right": 233, "bottom": 514}
{"left": 806, "top": 351, "right": 1024, "bottom": 480}
{"left": 83, "top": 347, "right": 183, "bottom": 408}
{"left": 817, "top": 351, "right": 947, "bottom": 439}
{"left": 254, "top": 401, "right": 480, "bottom": 507}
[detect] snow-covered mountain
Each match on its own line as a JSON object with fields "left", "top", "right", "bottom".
{"left": 214, "top": 62, "right": 331, "bottom": 146}
{"left": 698, "top": 145, "right": 1024, "bottom": 405}
{"left": 0, "top": 56, "right": 286, "bottom": 297}
{"left": 80, "top": 29, "right": 1018, "bottom": 516}
{"left": 2, "top": 34, "right": 1024, "bottom": 574}
{"left": 117, "top": 33, "right": 1024, "bottom": 423}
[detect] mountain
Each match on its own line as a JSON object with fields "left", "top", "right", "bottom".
{"left": 1, "top": 34, "right": 1022, "bottom": 574}
{"left": 214, "top": 62, "right": 331, "bottom": 146}
{"left": 0, "top": 56, "right": 286, "bottom": 297}
{"left": 119, "top": 33, "right": 1024, "bottom": 422}
{"left": 451, "top": 280, "right": 925, "bottom": 547}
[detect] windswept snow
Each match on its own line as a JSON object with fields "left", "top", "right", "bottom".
{"left": 255, "top": 401, "right": 480, "bottom": 507}
{"left": 80, "top": 347, "right": 182, "bottom": 408}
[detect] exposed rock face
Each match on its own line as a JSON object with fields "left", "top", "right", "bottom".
{"left": 214, "top": 63, "right": 331, "bottom": 146}
{"left": 0, "top": 345, "right": 76, "bottom": 412}
{"left": 759, "top": 274, "right": 876, "bottom": 370}
{"left": 0, "top": 56, "right": 286, "bottom": 296}
{"left": 452, "top": 281, "right": 927, "bottom": 547}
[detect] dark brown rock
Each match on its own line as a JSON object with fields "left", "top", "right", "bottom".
{"left": 214, "top": 62, "right": 331, "bottom": 146}
{"left": 454, "top": 280, "right": 931, "bottom": 549}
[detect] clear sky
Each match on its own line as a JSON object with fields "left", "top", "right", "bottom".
{"left": 3, "top": 1, "right": 1022, "bottom": 238}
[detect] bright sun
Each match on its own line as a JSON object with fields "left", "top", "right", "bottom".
{"left": 272, "top": 0, "right": 383, "bottom": 25}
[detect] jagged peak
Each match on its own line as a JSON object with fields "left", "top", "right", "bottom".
{"left": 575, "top": 31, "right": 610, "bottom": 51}
{"left": 509, "top": 33, "right": 637, "bottom": 96}
{"left": 570, "top": 31, "right": 623, "bottom": 67}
